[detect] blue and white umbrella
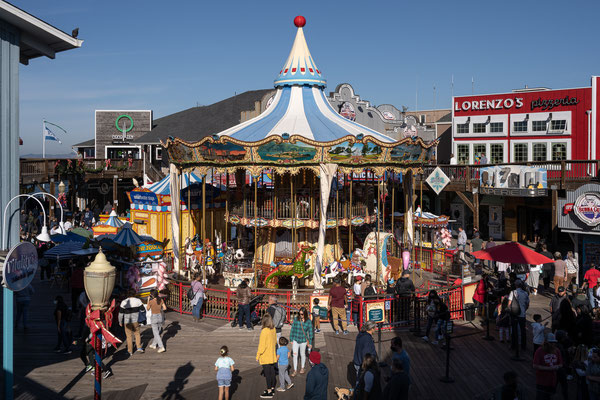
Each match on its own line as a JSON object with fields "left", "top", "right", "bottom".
{"left": 104, "top": 210, "right": 125, "bottom": 228}
{"left": 148, "top": 172, "right": 203, "bottom": 196}
{"left": 113, "top": 223, "right": 144, "bottom": 247}
{"left": 44, "top": 241, "right": 88, "bottom": 260}
{"left": 51, "top": 231, "right": 88, "bottom": 244}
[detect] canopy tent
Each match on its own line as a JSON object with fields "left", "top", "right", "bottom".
{"left": 471, "top": 242, "right": 554, "bottom": 265}
{"left": 51, "top": 231, "right": 88, "bottom": 243}
{"left": 113, "top": 223, "right": 144, "bottom": 247}
{"left": 147, "top": 172, "right": 203, "bottom": 196}
{"left": 44, "top": 241, "right": 90, "bottom": 260}
{"left": 93, "top": 209, "right": 125, "bottom": 237}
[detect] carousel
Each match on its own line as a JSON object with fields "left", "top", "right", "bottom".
{"left": 162, "top": 16, "right": 437, "bottom": 289}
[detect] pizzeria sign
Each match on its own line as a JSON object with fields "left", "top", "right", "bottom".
{"left": 564, "top": 192, "right": 600, "bottom": 226}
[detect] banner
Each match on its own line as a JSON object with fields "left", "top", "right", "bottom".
{"left": 480, "top": 165, "right": 547, "bottom": 189}
{"left": 489, "top": 205, "right": 503, "bottom": 239}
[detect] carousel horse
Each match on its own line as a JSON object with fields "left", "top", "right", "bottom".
{"left": 157, "top": 261, "right": 168, "bottom": 291}
{"left": 264, "top": 244, "right": 315, "bottom": 289}
{"left": 184, "top": 237, "right": 195, "bottom": 271}
{"left": 235, "top": 249, "right": 245, "bottom": 261}
{"left": 223, "top": 246, "right": 235, "bottom": 268}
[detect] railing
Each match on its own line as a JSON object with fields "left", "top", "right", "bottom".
{"left": 165, "top": 281, "right": 465, "bottom": 326}
{"left": 20, "top": 158, "right": 144, "bottom": 182}
{"left": 230, "top": 198, "right": 371, "bottom": 221}
{"left": 418, "top": 160, "right": 599, "bottom": 190}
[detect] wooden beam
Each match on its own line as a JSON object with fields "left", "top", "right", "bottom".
{"left": 455, "top": 191, "right": 475, "bottom": 212}
{"left": 473, "top": 191, "right": 479, "bottom": 231}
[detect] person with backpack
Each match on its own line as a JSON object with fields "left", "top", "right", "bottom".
{"left": 267, "top": 295, "right": 286, "bottom": 343}
{"left": 53, "top": 295, "right": 72, "bottom": 354}
{"left": 354, "top": 353, "right": 382, "bottom": 399}
{"left": 421, "top": 290, "right": 440, "bottom": 343}
{"left": 395, "top": 271, "right": 415, "bottom": 322}
{"left": 237, "top": 278, "right": 252, "bottom": 330}
{"left": 118, "top": 289, "right": 145, "bottom": 355}
{"left": 189, "top": 273, "right": 205, "bottom": 323}
{"left": 508, "top": 279, "right": 530, "bottom": 351}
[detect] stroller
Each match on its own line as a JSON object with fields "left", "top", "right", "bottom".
{"left": 231, "top": 294, "right": 264, "bottom": 328}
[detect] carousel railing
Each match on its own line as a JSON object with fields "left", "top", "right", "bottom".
{"left": 165, "top": 281, "right": 465, "bottom": 326}
{"left": 230, "top": 199, "right": 371, "bottom": 221}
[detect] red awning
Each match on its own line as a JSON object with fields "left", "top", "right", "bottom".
{"left": 471, "top": 242, "right": 554, "bottom": 265}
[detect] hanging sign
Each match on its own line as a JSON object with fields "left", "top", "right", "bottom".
{"left": 571, "top": 193, "right": 600, "bottom": 226}
{"left": 365, "top": 300, "right": 386, "bottom": 323}
{"left": 1, "top": 242, "right": 38, "bottom": 291}
{"left": 426, "top": 167, "right": 450, "bottom": 195}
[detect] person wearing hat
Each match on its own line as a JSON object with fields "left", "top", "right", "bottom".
{"left": 549, "top": 286, "right": 567, "bottom": 333}
{"left": 385, "top": 278, "right": 396, "bottom": 295}
{"left": 353, "top": 321, "right": 377, "bottom": 381}
{"left": 304, "top": 351, "right": 328, "bottom": 400}
{"left": 533, "top": 332, "right": 563, "bottom": 399}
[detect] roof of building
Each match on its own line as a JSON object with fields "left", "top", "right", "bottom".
{"left": 0, "top": 1, "right": 82, "bottom": 64}
{"left": 134, "top": 89, "right": 275, "bottom": 144}
{"left": 73, "top": 138, "right": 94, "bottom": 147}
{"left": 437, "top": 112, "right": 452, "bottom": 123}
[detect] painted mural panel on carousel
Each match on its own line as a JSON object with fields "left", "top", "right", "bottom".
{"left": 194, "top": 142, "right": 247, "bottom": 162}
{"left": 389, "top": 142, "right": 425, "bottom": 163}
{"left": 326, "top": 140, "right": 382, "bottom": 163}
{"left": 257, "top": 141, "right": 317, "bottom": 163}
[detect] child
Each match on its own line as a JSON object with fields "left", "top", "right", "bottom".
{"left": 312, "top": 298, "right": 323, "bottom": 333}
{"left": 276, "top": 337, "right": 293, "bottom": 392}
{"left": 531, "top": 314, "right": 547, "bottom": 355}
{"left": 496, "top": 297, "right": 511, "bottom": 343}
{"left": 214, "top": 345, "right": 235, "bottom": 400}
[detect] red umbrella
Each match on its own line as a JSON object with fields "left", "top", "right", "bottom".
{"left": 471, "top": 242, "right": 554, "bottom": 265}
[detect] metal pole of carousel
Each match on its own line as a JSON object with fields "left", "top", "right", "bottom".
{"left": 375, "top": 171, "right": 381, "bottom": 285}
{"left": 178, "top": 168, "right": 184, "bottom": 278}
{"left": 391, "top": 173, "right": 395, "bottom": 256}
{"left": 349, "top": 175, "right": 353, "bottom": 253}
{"left": 420, "top": 176, "right": 424, "bottom": 279}
{"left": 202, "top": 174, "right": 207, "bottom": 284}
{"left": 254, "top": 174, "right": 258, "bottom": 287}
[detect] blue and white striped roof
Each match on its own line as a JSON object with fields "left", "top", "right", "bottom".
{"left": 147, "top": 172, "right": 203, "bottom": 195}
{"left": 104, "top": 210, "right": 125, "bottom": 228}
{"left": 217, "top": 17, "right": 395, "bottom": 144}
{"left": 113, "top": 223, "right": 143, "bottom": 246}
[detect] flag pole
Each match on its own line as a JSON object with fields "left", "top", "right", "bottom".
{"left": 42, "top": 120, "right": 45, "bottom": 158}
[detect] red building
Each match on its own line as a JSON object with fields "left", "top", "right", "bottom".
{"left": 452, "top": 76, "right": 600, "bottom": 164}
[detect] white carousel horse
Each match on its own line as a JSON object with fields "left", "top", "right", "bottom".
{"left": 235, "top": 249, "right": 245, "bottom": 261}
{"left": 322, "top": 260, "right": 341, "bottom": 285}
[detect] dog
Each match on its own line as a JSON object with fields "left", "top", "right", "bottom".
{"left": 335, "top": 387, "right": 352, "bottom": 400}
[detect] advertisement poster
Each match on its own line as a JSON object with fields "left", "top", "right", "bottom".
{"left": 365, "top": 301, "right": 386, "bottom": 324}
{"left": 489, "top": 205, "right": 503, "bottom": 239}
{"left": 480, "top": 166, "right": 547, "bottom": 189}
{"left": 309, "top": 295, "right": 330, "bottom": 322}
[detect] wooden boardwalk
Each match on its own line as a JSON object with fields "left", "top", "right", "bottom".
{"left": 0, "top": 273, "right": 573, "bottom": 399}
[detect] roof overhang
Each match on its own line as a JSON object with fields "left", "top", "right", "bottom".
{"left": 0, "top": 1, "right": 83, "bottom": 64}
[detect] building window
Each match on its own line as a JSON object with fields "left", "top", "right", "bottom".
{"left": 490, "top": 143, "right": 504, "bottom": 164}
{"left": 550, "top": 120, "right": 567, "bottom": 132}
{"left": 514, "top": 143, "right": 528, "bottom": 163}
{"left": 513, "top": 120, "right": 528, "bottom": 133}
{"left": 420, "top": 114, "right": 426, "bottom": 124}
{"left": 155, "top": 147, "right": 163, "bottom": 160}
{"left": 532, "top": 120, "right": 547, "bottom": 132}
{"left": 473, "top": 144, "right": 486, "bottom": 162}
{"left": 490, "top": 122, "right": 503, "bottom": 133}
{"left": 457, "top": 144, "right": 469, "bottom": 164}
{"left": 456, "top": 123, "right": 469, "bottom": 134}
{"left": 473, "top": 123, "right": 486, "bottom": 133}
{"left": 533, "top": 143, "right": 547, "bottom": 161}
{"left": 551, "top": 143, "right": 567, "bottom": 161}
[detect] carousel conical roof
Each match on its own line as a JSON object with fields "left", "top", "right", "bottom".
{"left": 216, "top": 16, "right": 395, "bottom": 144}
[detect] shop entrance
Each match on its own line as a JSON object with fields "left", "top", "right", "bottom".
{"left": 518, "top": 206, "right": 552, "bottom": 243}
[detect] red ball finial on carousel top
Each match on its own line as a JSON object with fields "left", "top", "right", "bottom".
{"left": 294, "top": 15, "right": 306, "bottom": 28}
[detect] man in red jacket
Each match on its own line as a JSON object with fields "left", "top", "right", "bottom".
{"left": 584, "top": 264, "right": 600, "bottom": 308}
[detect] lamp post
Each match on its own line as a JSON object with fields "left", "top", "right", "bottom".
{"left": 2, "top": 194, "right": 52, "bottom": 400}
{"left": 31, "top": 192, "right": 66, "bottom": 235}
{"left": 83, "top": 248, "right": 116, "bottom": 400}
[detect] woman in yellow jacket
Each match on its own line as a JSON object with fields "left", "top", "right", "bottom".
{"left": 256, "top": 313, "right": 277, "bottom": 398}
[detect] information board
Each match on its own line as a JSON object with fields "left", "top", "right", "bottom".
{"left": 365, "top": 300, "right": 386, "bottom": 324}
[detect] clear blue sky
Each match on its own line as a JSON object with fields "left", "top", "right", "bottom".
{"left": 16, "top": 0, "right": 600, "bottom": 155}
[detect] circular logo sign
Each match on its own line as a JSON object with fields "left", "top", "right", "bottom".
{"left": 574, "top": 193, "right": 600, "bottom": 226}
{"left": 2, "top": 242, "right": 38, "bottom": 291}
{"left": 339, "top": 102, "right": 356, "bottom": 121}
{"left": 382, "top": 111, "right": 395, "bottom": 120}
{"left": 115, "top": 114, "right": 134, "bottom": 133}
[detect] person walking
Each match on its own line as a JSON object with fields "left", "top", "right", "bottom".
{"left": 540, "top": 244, "right": 554, "bottom": 292}
{"left": 395, "top": 271, "right": 415, "bottom": 322}
{"left": 509, "top": 280, "right": 530, "bottom": 351}
{"left": 527, "top": 264, "right": 542, "bottom": 296}
{"left": 53, "top": 295, "right": 72, "bottom": 354}
{"left": 304, "top": 351, "right": 328, "bottom": 400}
{"left": 276, "top": 337, "right": 293, "bottom": 392}
{"left": 354, "top": 353, "right": 382, "bottom": 399}
{"left": 290, "top": 307, "right": 314, "bottom": 376}
{"left": 486, "top": 237, "right": 496, "bottom": 270}
{"left": 421, "top": 290, "right": 440, "bottom": 342}
{"left": 236, "top": 278, "right": 252, "bottom": 330}
{"left": 15, "top": 284, "right": 34, "bottom": 331}
{"left": 118, "top": 289, "right": 145, "bottom": 355}
{"left": 390, "top": 337, "right": 410, "bottom": 390}
{"left": 565, "top": 251, "right": 579, "bottom": 292}
{"left": 256, "top": 313, "right": 277, "bottom": 399}
{"left": 383, "top": 358, "right": 410, "bottom": 400}
{"left": 434, "top": 298, "right": 451, "bottom": 345}
{"left": 190, "top": 273, "right": 205, "bottom": 323}
{"left": 328, "top": 277, "right": 349, "bottom": 335}
{"left": 533, "top": 333, "right": 563, "bottom": 400}
{"left": 353, "top": 321, "right": 377, "bottom": 379}
{"left": 215, "top": 345, "right": 235, "bottom": 400}
{"left": 145, "top": 289, "right": 166, "bottom": 353}
{"left": 549, "top": 287, "right": 567, "bottom": 333}
{"left": 457, "top": 227, "right": 467, "bottom": 251}
{"left": 584, "top": 264, "right": 600, "bottom": 308}
{"left": 102, "top": 201, "right": 113, "bottom": 215}
{"left": 470, "top": 232, "right": 484, "bottom": 253}
{"left": 553, "top": 252, "right": 567, "bottom": 294}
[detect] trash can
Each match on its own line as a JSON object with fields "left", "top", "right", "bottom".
{"left": 464, "top": 303, "right": 475, "bottom": 321}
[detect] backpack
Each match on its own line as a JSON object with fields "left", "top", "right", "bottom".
{"left": 509, "top": 291, "right": 521, "bottom": 316}
{"left": 317, "top": 306, "right": 328, "bottom": 319}
{"left": 187, "top": 287, "right": 195, "bottom": 301}
{"left": 364, "top": 285, "right": 376, "bottom": 296}
{"left": 272, "top": 305, "right": 286, "bottom": 329}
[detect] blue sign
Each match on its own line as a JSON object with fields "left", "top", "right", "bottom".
{"left": 129, "top": 190, "right": 159, "bottom": 205}
{"left": 2, "top": 242, "right": 38, "bottom": 291}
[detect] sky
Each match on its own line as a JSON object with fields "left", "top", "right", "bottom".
{"left": 15, "top": 0, "right": 600, "bottom": 155}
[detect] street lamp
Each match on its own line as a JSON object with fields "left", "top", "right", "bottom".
{"left": 2, "top": 194, "right": 52, "bottom": 249}
{"left": 31, "top": 192, "right": 66, "bottom": 235}
{"left": 83, "top": 248, "right": 116, "bottom": 400}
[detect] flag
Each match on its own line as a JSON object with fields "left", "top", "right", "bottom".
{"left": 44, "top": 122, "right": 63, "bottom": 144}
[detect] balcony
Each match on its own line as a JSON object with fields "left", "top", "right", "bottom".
{"left": 20, "top": 158, "right": 144, "bottom": 184}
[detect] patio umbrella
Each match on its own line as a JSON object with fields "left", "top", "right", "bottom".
{"left": 51, "top": 231, "right": 88, "bottom": 243}
{"left": 471, "top": 242, "right": 554, "bottom": 265}
{"left": 71, "top": 227, "right": 93, "bottom": 239}
{"left": 113, "top": 223, "right": 143, "bottom": 247}
{"left": 44, "top": 241, "right": 87, "bottom": 260}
